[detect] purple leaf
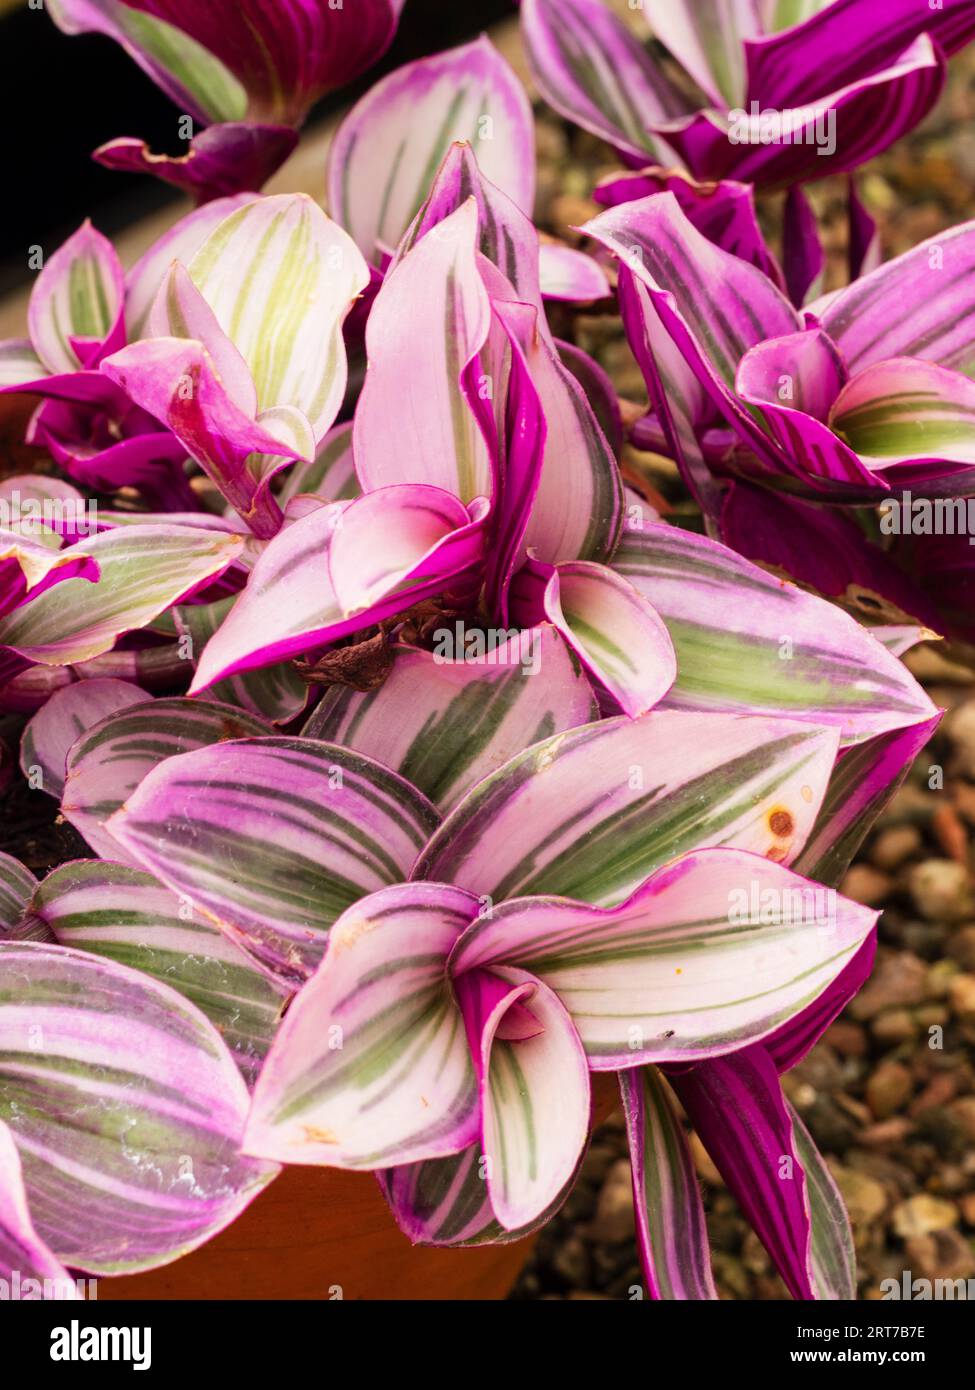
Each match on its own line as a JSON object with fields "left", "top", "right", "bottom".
{"left": 620, "top": 1066, "right": 718, "bottom": 1300}
{"left": 520, "top": 0, "right": 690, "bottom": 165}
{"left": 329, "top": 38, "right": 535, "bottom": 263}
{"left": 94, "top": 123, "right": 298, "bottom": 202}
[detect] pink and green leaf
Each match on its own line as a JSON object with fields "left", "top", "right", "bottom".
{"left": 414, "top": 709, "right": 839, "bottom": 904}
{"left": 0, "top": 939, "right": 275, "bottom": 1275}
{"left": 61, "top": 696, "right": 272, "bottom": 864}
{"left": 105, "top": 737, "right": 440, "bottom": 982}
{"left": 619, "top": 1065, "right": 718, "bottom": 1300}
{"left": 329, "top": 38, "right": 535, "bottom": 263}
{"left": 303, "top": 628, "right": 597, "bottom": 814}
{"left": 244, "top": 883, "right": 480, "bottom": 1168}
{"left": 30, "top": 859, "right": 289, "bottom": 1086}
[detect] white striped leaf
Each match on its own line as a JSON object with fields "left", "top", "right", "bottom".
{"left": 106, "top": 737, "right": 441, "bottom": 983}
{"left": 463, "top": 965, "right": 590, "bottom": 1230}
{"left": 0, "top": 940, "right": 274, "bottom": 1275}
{"left": 414, "top": 709, "right": 839, "bottom": 905}
{"left": 125, "top": 194, "right": 258, "bottom": 341}
{"left": 620, "top": 1065, "right": 718, "bottom": 1300}
{"left": 328, "top": 37, "right": 535, "bottom": 263}
{"left": 0, "top": 1118, "right": 78, "bottom": 1296}
{"left": 520, "top": 0, "right": 690, "bottom": 164}
{"left": 0, "top": 525, "right": 245, "bottom": 666}
{"left": 613, "top": 524, "right": 938, "bottom": 743}
{"left": 245, "top": 883, "right": 480, "bottom": 1168}
{"left": 20, "top": 678, "right": 145, "bottom": 800}
{"left": 302, "top": 628, "right": 597, "bottom": 813}
{"left": 451, "top": 848, "right": 877, "bottom": 1065}
{"left": 62, "top": 696, "right": 272, "bottom": 865}
{"left": 27, "top": 220, "right": 124, "bottom": 374}
{"left": 0, "top": 853, "right": 37, "bottom": 934}
{"left": 184, "top": 194, "right": 369, "bottom": 443}
{"left": 354, "top": 200, "right": 492, "bottom": 503}
{"left": 30, "top": 860, "right": 289, "bottom": 1086}
{"left": 174, "top": 597, "right": 309, "bottom": 725}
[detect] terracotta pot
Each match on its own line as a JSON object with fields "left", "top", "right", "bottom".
{"left": 96, "top": 1075, "right": 620, "bottom": 1300}
{"left": 97, "top": 1167, "right": 532, "bottom": 1301}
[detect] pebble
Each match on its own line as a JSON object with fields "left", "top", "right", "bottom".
{"left": 948, "top": 1096, "right": 975, "bottom": 1142}
{"left": 551, "top": 1234, "right": 591, "bottom": 1287}
{"left": 833, "top": 1166, "right": 888, "bottom": 1226}
{"left": 948, "top": 924, "right": 975, "bottom": 971}
{"left": 841, "top": 864, "right": 891, "bottom": 908}
{"left": 588, "top": 1159, "right": 635, "bottom": 1244}
{"left": 867, "top": 1060, "right": 913, "bottom": 1118}
{"left": 826, "top": 1020, "right": 868, "bottom": 1057}
{"left": 904, "top": 1229, "right": 975, "bottom": 1283}
{"left": 849, "top": 953, "right": 927, "bottom": 1020}
{"left": 909, "top": 860, "right": 974, "bottom": 922}
{"left": 870, "top": 1009, "right": 919, "bottom": 1045}
{"left": 945, "top": 701, "right": 975, "bottom": 776}
{"left": 891, "top": 1193, "right": 959, "bottom": 1238}
{"left": 960, "top": 1193, "right": 975, "bottom": 1226}
{"left": 870, "top": 825, "right": 922, "bottom": 871}
{"left": 948, "top": 973, "right": 975, "bottom": 1019}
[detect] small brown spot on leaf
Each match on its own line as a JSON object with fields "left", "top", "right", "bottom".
{"left": 768, "top": 808, "right": 794, "bottom": 838}
{"left": 302, "top": 1125, "right": 339, "bottom": 1145}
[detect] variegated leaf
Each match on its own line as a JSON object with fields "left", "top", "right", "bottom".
{"left": 20, "top": 678, "right": 145, "bottom": 800}
{"left": 62, "top": 696, "right": 272, "bottom": 865}
{"left": 414, "top": 709, "right": 839, "bottom": 904}
{"left": 0, "top": 940, "right": 275, "bottom": 1275}
{"left": 451, "top": 848, "right": 877, "bottom": 1065}
{"left": 0, "top": 853, "right": 37, "bottom": 934}
{"left": 30, "top": 860, "right": 289, "bottom": 1086}
{"left": 328, "top": 37, "right": 535, "bottom": 262}
{"left": 302, "top": 628, "right": 597, "bottom": 813}
{"left": 620, "top": 1065, "right": 718, "bottom": 1300}
{"left": 613, "top": 524, "right": 938, "bottom": 743}
{"left": 244, "top": 883, "right": 480, "bottom": 1168}
{"left": 0, "top": 525, "right": 245, "bottom": 666}
{"left": 105, "top": 737, "right": 440, "bottom": 982}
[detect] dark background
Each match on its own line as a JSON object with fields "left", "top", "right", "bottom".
{"left": 0, "top": 0, "right": 513, "bottom": 295}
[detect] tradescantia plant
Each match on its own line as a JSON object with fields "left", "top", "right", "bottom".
{"left": 0, "top": 0, "right": 967, "bottom": 1300}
